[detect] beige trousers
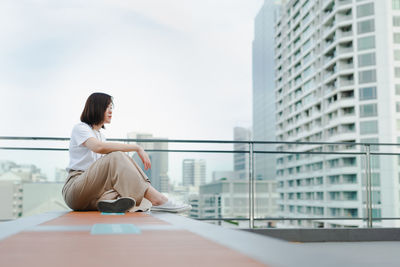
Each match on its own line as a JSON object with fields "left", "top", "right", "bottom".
{"left": 62, "top": 151, "right": 150, "bottom": 211}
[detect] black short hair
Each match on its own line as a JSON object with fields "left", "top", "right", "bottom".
{"left": 80, "top": 92, "right": 113, "bottom": 128}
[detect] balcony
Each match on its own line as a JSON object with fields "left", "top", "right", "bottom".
{"left": 339, "top": 75, "right": 354, "bottom": 87}
{"left": 337, "top": 0, "right": 352, "bottom": 7}
{"left": 337, "top": 46, "right": 353, "bottom": 56}
{"left": 337, "top": 29, "right": 353, "bottom": 39}
{"left": 336, "top": 10, "right": 352, "bottom": 24}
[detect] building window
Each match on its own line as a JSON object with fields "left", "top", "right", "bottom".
{"left": 396, "top": 67, "right": 400, "bottom": 78}
{"left": 303, "top": 39, "right": 312, "bottom": 51}
{"left": 396, "top": 84, "right": 400, "bottom": 95}
{"left": 394, "top": 33, "right": 400, "bottom": 44}
{"left": 303, "top": 52, "right": 312, "bottom": 65}
{"left": 397, "top": 102, "right": 400, "bottom": 112}
{"left": 343, "top": 174, "right": 357, "bottom": 184}
{"left": 358, "top": 36, "right": 375, "bottom": 50}
{"left": 359, "top": 69, "right": 376, "bottom": 84}
{"left": 360, "top": 103, "right": 378, "bottom": 117}
{"left": 394, "top": 16, "right": 400, "bottom": 26}
{"left": 360, "top": 120, "right": 378, "bottom": 134}
{"left": 394, "top": 0, "right": 400, "bottom": 10}
{"left": 303, "top": 66, "right": 313, "bottom": 79}
{"left": 372, "top": 173, "right": 380, "bottom": 186}
{"left": 395, "top": 50, "right": 400, "bottom": 61}
{"left": 360, "top": 137, "right": 379, "bottom": 151}
{"left": 357, "top": 3, "right": 374, "bottom": 18}
{"left": 344, "top": 208, "right": 358, "bottom": 218}
{"left": 358, "top": 52, "right": 376, "bottom": 67}
{"left": 372, "top": 208, "right": 381, "bottom": 218}
{"left": 357, "top": 19, "right": 375, "bottom": 34}
{"left": 359, "top": 86, "right": 377, "bottom": 100}
{"left": 372, "top": 191, "right": 381, "bottom": 204}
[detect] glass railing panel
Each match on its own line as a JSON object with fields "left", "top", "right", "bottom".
{"left": 2, "top": 138, "right": 400, "bottom": 229}
{"left": 0, "top": 149, "right": 70, "bottom": 220}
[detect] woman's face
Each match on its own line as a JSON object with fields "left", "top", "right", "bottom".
{"left": 103, "top": 103, "right": 113, "bottom": 124}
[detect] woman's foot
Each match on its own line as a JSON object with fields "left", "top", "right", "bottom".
{"left": 151, "top": 199, "right": 192, "bottom": 213}
{"left": 97, "top": 197, "right": 136, "bottom": 213}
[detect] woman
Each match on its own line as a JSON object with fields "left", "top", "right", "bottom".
{"left": 62, "top": 92, "right": 191, "bottom": 213}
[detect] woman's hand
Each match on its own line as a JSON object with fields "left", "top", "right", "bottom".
{"left": 137, "top": 148, "right": 151, "bottom": 170}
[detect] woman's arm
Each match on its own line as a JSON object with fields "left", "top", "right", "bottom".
{"left": 84, "top": 137, "right": 151, "bottom": 169}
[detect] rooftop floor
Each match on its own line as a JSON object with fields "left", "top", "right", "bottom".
{"left": 0, "top": 211, "right": 399, "bottom": 267}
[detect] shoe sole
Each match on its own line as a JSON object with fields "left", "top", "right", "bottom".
{"left": 151, "top": 206, "right": 192, "bottom": 213}
{"left": 97, "top": 197, "right": 136, "bottom": 213}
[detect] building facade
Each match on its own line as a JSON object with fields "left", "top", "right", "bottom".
{"left": 127, "top": 132, "right": 169, "bottom": 192}
{"left": 273, "top": 0, "right": 400, "bottom": 227}
{"left": 0, "top": 172, "right": 23, "bottom": 220}
{"left": 182, "top": 159, "right": 206, "bottom": 187}
{"left": 188, "top": 179, "right": 278, "bottom": 227}
{"left": 233, "top": 127, "right": 251, "bottom": 179}
{"left": 212, "top": 170, "right": 239, "bottom": 181}
{"left": 253, "top": 0, "right": 280, "bottom": 180}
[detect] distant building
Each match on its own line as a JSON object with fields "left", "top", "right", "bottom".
{"left": 127, "top": 132, "right": 169, "bottom": 192}
{"left": 252, "top": 0, "right": 279, "bottom": 180}
{"left": 182, "top": 159, "right": 206, "bottom": 187}
{"left": 0, "top": 160, "right": 17, "bottom": 174}
{"left": 189, "top": 179, "right": 278, "bottom": 227}
{"left": 233, "top": 127, "right": 251, "bottom": 179}
{"left": 212, "top": 171, "right": 239, "bottom": 181}
{"left": 0, "top": 172, "right": 23, "bottom": 220}
{"left": 0, "top": 161, "right": 68, "bottom": 220}
{"left": 10, "top": 164, "right": 47, "bottom": 182}
{"left": 54, "top": 168, "right": 68, "bottom": 182}
{"left": 22, "top": 182, "right": 68, "bottom": 217}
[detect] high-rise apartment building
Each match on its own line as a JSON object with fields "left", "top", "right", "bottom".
{"left": 127, "top": 132, "right": 169, "bottom": 192}
{"left": 273, "top": 0, "right": 400, "bottom": 227}
{"left": 233, "top": 127, "right": 251, "bottom": 179}
{"left": 182, "top": 159, "right": 206, "bottom": 187}
{"left": 253, "top": 1, "right": 280, "bottom": 180}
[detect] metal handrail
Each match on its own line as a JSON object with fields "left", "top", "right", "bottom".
{"left": 1, "top": 136, "right": 400, "bottom": 146}
{"left": 1, "top": 136, "right": 400, "bottom": 228}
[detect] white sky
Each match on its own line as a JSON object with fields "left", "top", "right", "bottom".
{"left": 0, "top": 0, "right": 264, "bottom": 183}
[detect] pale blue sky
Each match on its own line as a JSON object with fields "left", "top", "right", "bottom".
{"left": 0, "top": 0, "right": 264, "bottom": 183}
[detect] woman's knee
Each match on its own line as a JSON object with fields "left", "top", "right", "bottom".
{"left": 104, "top": 151, "right": 130, "bottom": 169}
{"left": 106, "top": 151, "right": 129, "bottom": 163}
{"left": 108, "top": 151, "right": 125, "bottom": 159}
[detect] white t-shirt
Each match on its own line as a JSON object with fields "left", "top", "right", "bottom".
{"left": 67, "top": 122, "right": 106, "bottom": 171}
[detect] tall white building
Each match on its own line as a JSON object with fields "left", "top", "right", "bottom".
{"left": 182, "top": 159, "right": 206, "bottom": 187}
{"left": 253, "top": 0, "right": 280, "bottom": 180}
{"left": 273, "top": 0, "right": 400, "bottom": 227}
{"left": 127, "top": 132, "right": 169, "bottom": 192}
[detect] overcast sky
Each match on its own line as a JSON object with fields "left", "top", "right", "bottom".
{"left": 0, "top": 0, "right": 264, "bottom": 183}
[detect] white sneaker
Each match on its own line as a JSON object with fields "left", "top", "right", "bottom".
{"left": 151, "top": 199, "right": 192, "bottom": 213}
{"left": 97, "top": 197, "right": 136, "bottom": 213}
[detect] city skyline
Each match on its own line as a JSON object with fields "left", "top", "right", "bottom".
{"left": 0, "top": 0, "right": 263, "bottom": 185}
{"left": 0, "top": 0, "right": 261, "bottom": 140}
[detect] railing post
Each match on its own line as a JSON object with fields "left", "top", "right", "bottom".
{"left": 249, "top": 142, "right": 255, "bottom": 229}
{"left": 365, "top": 144, "right": 373, "bottom": 228}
